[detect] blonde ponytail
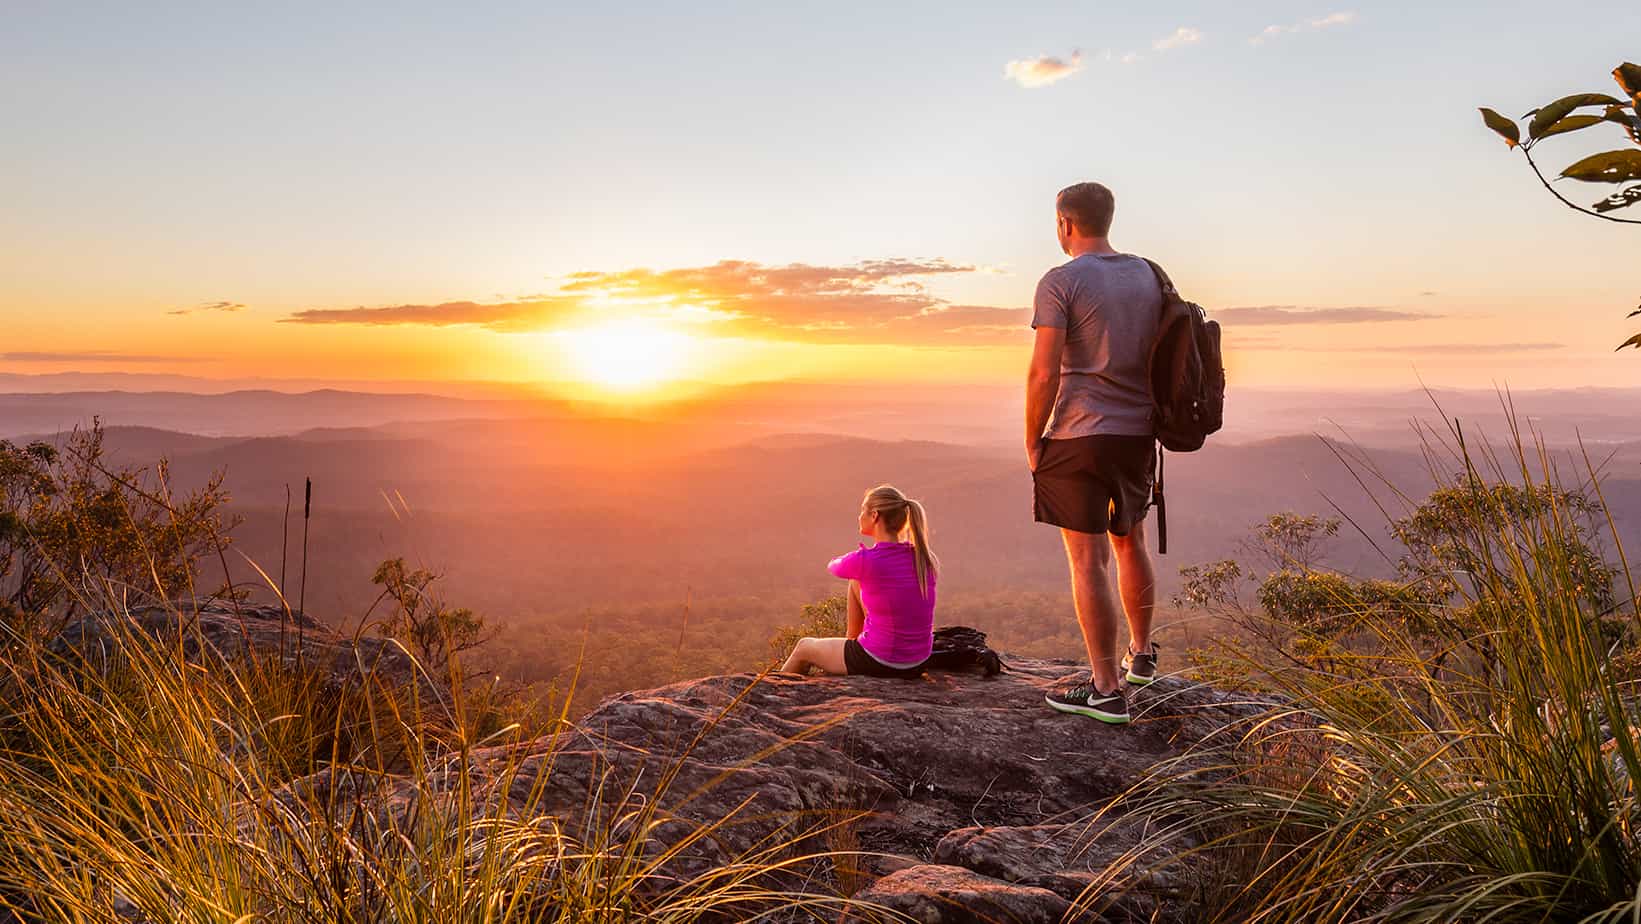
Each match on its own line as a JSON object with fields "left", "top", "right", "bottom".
{"left": 904, "top": 497, "right": 938, "bottom": 598}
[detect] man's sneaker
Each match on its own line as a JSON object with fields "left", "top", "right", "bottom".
{"left": 1044, "top": 683, "right": 1129, "bottom": 724}
{"left": 1123, "top": 644, "right": 1159, "bottom": 686}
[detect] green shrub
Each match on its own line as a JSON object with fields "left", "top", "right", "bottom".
{"left": 0, "top": 420, "right": 236, "bottom": 628}
{"left": 767, "top": 593, "right": 847, "bottom": 666}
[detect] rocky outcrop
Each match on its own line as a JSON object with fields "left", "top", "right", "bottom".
{"left": 338, "top": 654, "right": 1266, "bottom": 921}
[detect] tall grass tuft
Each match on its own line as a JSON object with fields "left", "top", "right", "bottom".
{"left": 1102, "top": 416, "right": 1641, "bottom": 923}
{"left": 0, "top": 591, "right": 903, "bottom": 922}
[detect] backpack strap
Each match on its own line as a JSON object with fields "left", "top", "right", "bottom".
{"left": 1152, "top": 443, "right": 1167, "bottom": 555}
{"left": 1142, "top": 258, "right": 1172, "bottom": 556}
{"left": 1141, "top": 258, "right": 1180, "bottom": 299}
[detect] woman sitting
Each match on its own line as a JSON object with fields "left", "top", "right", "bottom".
{"left": 780, "top": 484, "right": 938, "bottom": 678}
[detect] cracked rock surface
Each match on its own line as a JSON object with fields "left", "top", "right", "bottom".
{"left": 478, "top": 656, "right": 1266, "bottom": 921}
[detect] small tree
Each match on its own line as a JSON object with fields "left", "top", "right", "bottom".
{"left": 767, "top": 593, "right": 846, "bottom": 667}
{"left": 1479, "top": 61, "right": 1641, "bottom": 349}
{"left": 0, "top": 421, "right": 236, "bottom": 629}
{"left": 371, "top": 557, "right": 488, "bottom": 676}
{"left": 1180, "top": 513, "right": 1443, "bottom": 679}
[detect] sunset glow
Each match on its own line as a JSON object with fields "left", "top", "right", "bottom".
{"left": 556, "top": 320, "right": 698, "bottom": 392}
{"left": 2, "top": 4, "right": 1639, "bottom": 392}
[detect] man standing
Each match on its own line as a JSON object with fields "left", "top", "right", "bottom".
{"left": 1025, "top": 182, "right": 1162, "bottom": 725}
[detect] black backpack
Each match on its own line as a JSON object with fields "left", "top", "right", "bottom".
{"left": 926, "top": 626, "right": 1005, "bottom": 676}
{"left": 1142, "top": 259, "right": 1225, "bottom": 554}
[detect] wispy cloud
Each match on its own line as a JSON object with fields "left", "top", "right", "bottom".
{"left": 1004, "top": 51, "right": 1083, "bottom": 88}
{"left": 1216, "top": 306, "right": 1439, "bottom": 326}
{"left": 283, "top": 298, "right": 583, "bottom": 332}
{"left": 283, "top": 259, "right": 1030, "bottom": 346}
{"left": 1, "top": 351, "right": 205, "bottom": 364}
{"left": 1343, "top": 342, "right": 1564, "bottom": 355}
{"left": 168, "top": 300, "right": 247, "bottom": 316}
{"left": 1153, "top": 27, "right": 1203, "bottom": 51}
{"left": 1237, "top": 338, "right": 1562, "bottom": 355}
{"left": 1251, "top": 11, "right": 1357, "bottom": 44}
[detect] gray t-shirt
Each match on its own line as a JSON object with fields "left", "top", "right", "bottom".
{"left": 1030, "top": 252, "right": 1161, "bottom": 439}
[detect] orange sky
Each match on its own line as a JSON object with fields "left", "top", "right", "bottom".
{"left": 4, "top": 3, "right": 1639, "bottom": 397}
{"left": 6, "top": 257, "right": 1636, "bottom": 400}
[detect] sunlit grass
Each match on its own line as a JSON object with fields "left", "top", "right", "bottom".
{"left": 1083, "top": 410, "right": 1641, "bottom": 922}
{"left": 0, "top": 597, "right": 907, "bottom": 922}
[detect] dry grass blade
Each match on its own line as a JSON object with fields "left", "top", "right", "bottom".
{"left": 1101, "top": 406, "right": 1641, "bottom": 922}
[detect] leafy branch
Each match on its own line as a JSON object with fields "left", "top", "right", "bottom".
{"left": 1480, "top": 62, "right": 1641, "bottom": 351}
{"left": 1479, "top": 63, "right": 1641, "bottom": 225}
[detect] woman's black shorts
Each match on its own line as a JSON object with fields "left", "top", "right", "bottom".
{"left": 1032, "top": 434, "right": 1156, "bottom": 536}
{"left": 843, "top": 639, "right": 927, "bottom": 678}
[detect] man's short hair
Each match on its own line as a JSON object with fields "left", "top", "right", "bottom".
{"left": 1056, "top": 182, "right": 1115, "bottom": 237}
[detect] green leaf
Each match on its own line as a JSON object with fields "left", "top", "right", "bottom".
{"left": 1604, "top": 105, "right": 1641, "bottom": 145}
{"left": 1617, "top": 63, "right": 1641, "bottom": 103}
{"left": 1529, "top": 93, "right": 1625, "bottom": 139}
{"left": 1592, "top": 184, "right": 1641, "bottom": 213}
{"left": 1536, "top": 114, "right": 1604, "bottom": 140}
{"left": 1560, "top": 150, "right": 1641, "bottom": 184}
{"left": 1617, "top": 332, "right": 1641, "bottom": 352}
{"left": 1479, "top": 108, "right": 1520, "bottom": 148}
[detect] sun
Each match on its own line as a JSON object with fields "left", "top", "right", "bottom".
{"left": 556, "top": 319, "right": 697, "bottom": 392}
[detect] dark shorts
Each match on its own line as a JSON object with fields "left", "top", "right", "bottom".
{"left": 844, "top": 639, "right": 927, "bottom": 678}
{"left": 1033, "top": 434, "right": 1156, "bottom": 536}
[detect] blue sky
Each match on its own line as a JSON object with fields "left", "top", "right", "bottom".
{"left": 3, "top": 1, "right": 1638, "bottom": 389}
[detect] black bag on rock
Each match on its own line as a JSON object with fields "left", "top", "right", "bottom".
{"left": 927, "top": 626, "right": 1005, "bottom": 676}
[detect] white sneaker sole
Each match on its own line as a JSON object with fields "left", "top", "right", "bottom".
{"left": 1045, "top": 694, "right": 1130, "bottom": 724}
{"left": 1125, "top": 670, "right": 1155, "bottom": 686}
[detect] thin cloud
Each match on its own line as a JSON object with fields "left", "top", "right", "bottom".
{"left": 1, "top": 351, "right": 205, "bottom": 364}
{"left": 563, "top": 258, "right": 971, "bottom": 299}
{"left": 1352, "top": 342, "right": 1564, "bottom": 355}
{"left": 563, "top": 259, "right": 983, "bottom": 336}
{"left": 1153, "top": 27, "right": 1203, "bottom": 51}
{"left": 1251, "top": 11, "right": 1357, "bottom": 44}
{"left": 1216, "top": 306, "right": 1440, "bottom": 326}
{"left": 282, "top": 259, "right": 1030, "bottom": 346}
{"left": 281, "top": 297, "right": 584, "bottom": 333}
{"left": 1004, "top": 51, "right": 1083, "bottom": 88}
{"left": 169, "top": 300, "right": 247, "bottom": 316}
{"left": 1238, "top": 339, "right": 1563, "bottom": 355}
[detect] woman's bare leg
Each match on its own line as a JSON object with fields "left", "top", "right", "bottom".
{"left": 780, "top": 637, "right": 850, "bottom": 676}
{"left": 846, "top": 580, "right": 865, "bottom": 639}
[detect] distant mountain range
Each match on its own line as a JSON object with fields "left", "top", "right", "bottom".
{"left": 6, "top": 374, "right": 1641, "bottom": 448}
{"left": 4, "top": 379, "right": 1637, "bottom": 643}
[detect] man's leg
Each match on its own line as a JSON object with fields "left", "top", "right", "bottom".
{"left": 1061, "top": 527, "right": 1123, "bottom": 693}
{"left": 1109, "top": 519, "right": 1156, "bottom": 654}
{"left": 845, "top": 579, "right": 865, "bottom": 640}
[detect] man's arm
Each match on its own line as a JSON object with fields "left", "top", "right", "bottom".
{"left": 1025, "top": 325, "right": 1065, "bottom": 471}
